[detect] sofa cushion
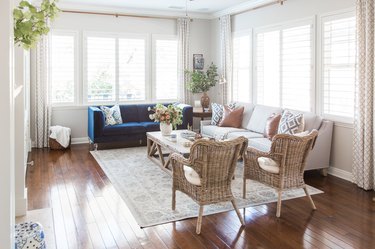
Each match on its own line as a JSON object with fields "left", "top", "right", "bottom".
{"left": 201, "top": 125, "right": 246, "bottom": 140}
{"left": 102, "top": 122, "right": 146, "bottom": 136}
{"left": 140, "top": 122, "right": 160, "bottom": 132}
{"left": 236, "top": 102, "right": 256, "bottom": 128}
{"left": 265, "top": 113, "right": 282, "bottom": 140}
{"left": 278, "top": 111, "right": 305, "bottom": 135}
{"left": 287, "top": 110, "right": 322, "bottom": 132}
{"left": 247, "top": 105, "right": 283, "bottom": 133}
{"left": 100, "top": 105, "right": 123, "bottom": 126}
{"left": 248, "top": 138, "right": 272, "bottom": 152}
{"left": 211, "top": 102, "right": 236, "bottom": 125}
{"left": 227, "top": 131, "right": 264, "bottom": 139}
{"left": 120, "top": 105, "right": 139, "bottom": 123}
{"left": 219, "top": 106, "right": 244, "bottom": 128}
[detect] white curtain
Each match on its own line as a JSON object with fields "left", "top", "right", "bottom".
{"left": 177, "top": 17, "right": 191, "bottom": 104}
{"left": 219, "top": 15, "right": 233, "bottom": 105}
{"left": 34, "top": 34, "right": 51, "bottom": 148}
{"left": 353, "top": 0, "right": 375, "bottom": 190}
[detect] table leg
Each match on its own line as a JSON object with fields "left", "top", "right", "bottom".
{"left": 156, "top": 144, "right": 165, "bottom": 166}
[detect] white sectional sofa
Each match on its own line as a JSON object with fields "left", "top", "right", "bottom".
{"left": 200, "top": 103, "right": 333, "bottom": 171}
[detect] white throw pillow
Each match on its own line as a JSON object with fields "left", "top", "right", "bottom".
{"left": 100, "top": 105, "right": 123, "bottom": 126}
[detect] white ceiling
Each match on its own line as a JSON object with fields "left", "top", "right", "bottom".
{"left": 52, "top": 0, "right": 275, "bottom": 18}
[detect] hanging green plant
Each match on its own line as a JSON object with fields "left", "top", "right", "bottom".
{"left": 13, "top": 0, "right": 60, "bottom": 49}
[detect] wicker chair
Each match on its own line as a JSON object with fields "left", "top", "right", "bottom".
{"left": 170, "top": 136, "right": 248, "bottom": 234}
{"left": 243, "top": 130, "right": 318, "bottom": 218}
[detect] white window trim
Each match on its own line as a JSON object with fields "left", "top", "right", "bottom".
{"left": 232, "top": 29, "right": 253, "bottom": 103}
{"left": 317, "top": 8, "right": 356, "bottom": 124}
{"left": 82, "top": 31, "right": 151, "bottom": 105}
{"left": 50, "top": 29, "right": 79, "bottom": 107}
{"left": 253, "top": 17, "right": 316, "bottom": 112}
{"left": 151, "top": 34, "right": 178, "bottom": 102}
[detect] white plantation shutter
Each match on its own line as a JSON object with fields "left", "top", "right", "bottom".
{"left": 86, "top": 36, "right": 116, "bottom": 102}
{"left": 119, "top": 38, "right": 146, "bottom": 101}
{"left": 232, "top": 34, "right": 251, "bottom": 102}
{"left": 155, "top": 38, "right": 178, "bottom": 100}
{"left": 282, "top": 25, "right": 312, "bottom": 111}
{"left": 51, "top": 33, "right": 75, "bottom": 104}
{"left": 322, "top": 15, "right": 356, "bottom": 119}
{"left": 256, "top": 23, "right": 312, "bottom": 111}
{"left": 256, "top": 30, "right": 280, "bottom": 107}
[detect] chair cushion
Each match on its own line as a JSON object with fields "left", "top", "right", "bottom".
{"left": 183, "top": 165, "right": 201, "bottom": 186}
{"left": 257, "top": 157, "right": 280, "bottom": 174}
{"left": 201, "top": 125, "right": 247, "bottom": 140}
{"left": 247, "top": 105, "right": 283, "bottom": 133}
{"left": 227, "top": 131, "right": 264, "bottom": 139}
{"left": 248, "top": 138, "right": 272, "bottom": 152}
{"left": 102, "top": 122, "right": 146, "bottom": 136}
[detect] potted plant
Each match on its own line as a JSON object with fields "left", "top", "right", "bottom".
{"left": 148, "top": 104, "right": 183, "bottom": 136}
{"left": 13, "top": 0, "right": 60, "bottom": 49}
{"left": 185, "top": 63, "right": 219, "bottom": 110}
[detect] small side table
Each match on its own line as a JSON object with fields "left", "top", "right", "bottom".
{"left": 193, "top": 108, "right": 212, "bottom": 121}
{"left": 193, "top": 108, "right": 212, "bottom": 132}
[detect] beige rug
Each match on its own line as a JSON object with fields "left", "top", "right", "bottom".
{"left": 91, "top": 147, "right": 323, "bottom": 228}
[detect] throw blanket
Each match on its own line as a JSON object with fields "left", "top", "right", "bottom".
{"left": 49, "top": 126, "right": 71, "bottom": 148}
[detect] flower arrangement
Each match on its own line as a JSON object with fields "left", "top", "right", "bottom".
{"left": 148, "top": 104, "right": 183, "bottom": 129}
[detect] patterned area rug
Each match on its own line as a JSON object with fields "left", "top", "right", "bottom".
{"left": 91, "top": 147, "right": 323, "bottom": 228}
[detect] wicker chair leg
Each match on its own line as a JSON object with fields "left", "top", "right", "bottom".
{"left": 172, "top": 188, "right": 176, "bottom": 210}
{"left": 303, "top": 186, "right": 316, "bottom": 210}
{"left": 196, "top": 205, "right": 204, "bottom": 234}
{"left": 242, "top": 178, "right": 246, "bottom": 199}
{"left": 231, "top": 199, "right": 245, "bottom": 225}
{"left": 276, "top": 190, "right": 282, "bottom": 218}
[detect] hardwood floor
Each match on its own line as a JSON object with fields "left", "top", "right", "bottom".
{"left": 26, "top": 144, "right": 375, "bottom": 249}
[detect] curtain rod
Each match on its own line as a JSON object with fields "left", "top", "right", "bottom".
{"left": 232, "top": 0, "right": 286, "bottom": 16}
{"left": 62, "top": 9, "right": 193, "bottom": 21}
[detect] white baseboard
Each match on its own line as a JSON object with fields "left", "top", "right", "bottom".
{"left": 71, "top": 137, "right": 89, "bottom": 144}
{"left": 15, "top": 189, "right": 27, "bottom": 217}
{"left": 328, "top": 167, "right": 353, "bottom": 182}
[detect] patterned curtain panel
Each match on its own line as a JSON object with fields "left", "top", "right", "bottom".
{"left": 353, "top": 0, "right": 375, "bottom": 190}
{"left": 34, "top": 35, "right": 51, "bottom": 148}
{"left": 219, "top": 15, "right": 233, "bottom": 105}
{"left": 177, "top": 17, "right": 191, "bottom": 104}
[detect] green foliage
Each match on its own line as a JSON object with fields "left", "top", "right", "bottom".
{"left": 185, "top": 63, "right": 219, "bottom": 93}
{"left": 14, "top": 0, "right": 60, "bottom": 49}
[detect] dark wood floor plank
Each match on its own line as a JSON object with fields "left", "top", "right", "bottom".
{"left": 26, "top": 145, "right": 375, "bottom": 249}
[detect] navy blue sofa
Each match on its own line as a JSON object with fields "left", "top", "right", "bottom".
{"left": 88, "top": 103, "right": 193, "bottom": 149}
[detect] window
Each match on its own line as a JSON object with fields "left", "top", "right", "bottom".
{"left": 255, "top": 21, "right": 313, "bottom": 111}
{"left": 119, "top": 38, "right": 146, "bottom": 101}
{"left": 51, "top": 32, "right": 76, "bottom": 104}
{"left": 322, "top": 13, "right": 356, "bottom": 120}
{"left": 153, "top": 36, "right": 178, "bottom": 100}
{"left": 232, "top": 33, "right": 251, "bottom": 102}
{"left": 86, "top": 36, "right": 116, "bottom": 102}
{"left": 84, "top": 34, "right": 148, "bottom": 103}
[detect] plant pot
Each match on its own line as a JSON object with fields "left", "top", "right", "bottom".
{"left": 200, "top": 92, "right": 210, "bottom": 110}
{"left": 160, "top": 123, "right": 173, "bottom": 136}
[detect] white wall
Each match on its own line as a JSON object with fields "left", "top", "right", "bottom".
{"left": 0, "top": 0, "right": 15, "bottom": 247}
{"left": 210, "top": 0, "right": 356, "bottom": 178}
{"left": 31, "top": 13, "right": 213, "bottom": 141}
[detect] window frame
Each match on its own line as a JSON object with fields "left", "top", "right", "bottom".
{"left": 232, "top": 29, "right": 252, "bottom": 103}
{"left": 151, "top": 34, "right": 179, "bottom": 102}
{"left": 318, "top": 8, "right": 356, "bottom": 124}
{"left": 50, "top": 29, "right": 79, "bottom": 107}
{"left": 253, "top": 17, "right": 316, "bottom": 112}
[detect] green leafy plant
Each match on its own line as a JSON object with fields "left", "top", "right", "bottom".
{"left": 185, "top": 63, "right": 219, "bottom": 93}
{"left": 14, "top": 0, "right": 60, "bottom": 49}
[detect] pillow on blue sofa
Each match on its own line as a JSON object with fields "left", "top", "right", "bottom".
{"left": 100, "top": 105, "right": 123, "bottom": 126}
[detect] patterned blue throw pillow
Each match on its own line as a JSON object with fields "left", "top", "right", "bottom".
{"left": 211, "top": 102, "right": 236, "bottom": 125}
{"left": 100, "top": 105, "right": 123, "bottom": 126}
{"left": 277, "top": 111, "right": 305, "bottom": 135}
